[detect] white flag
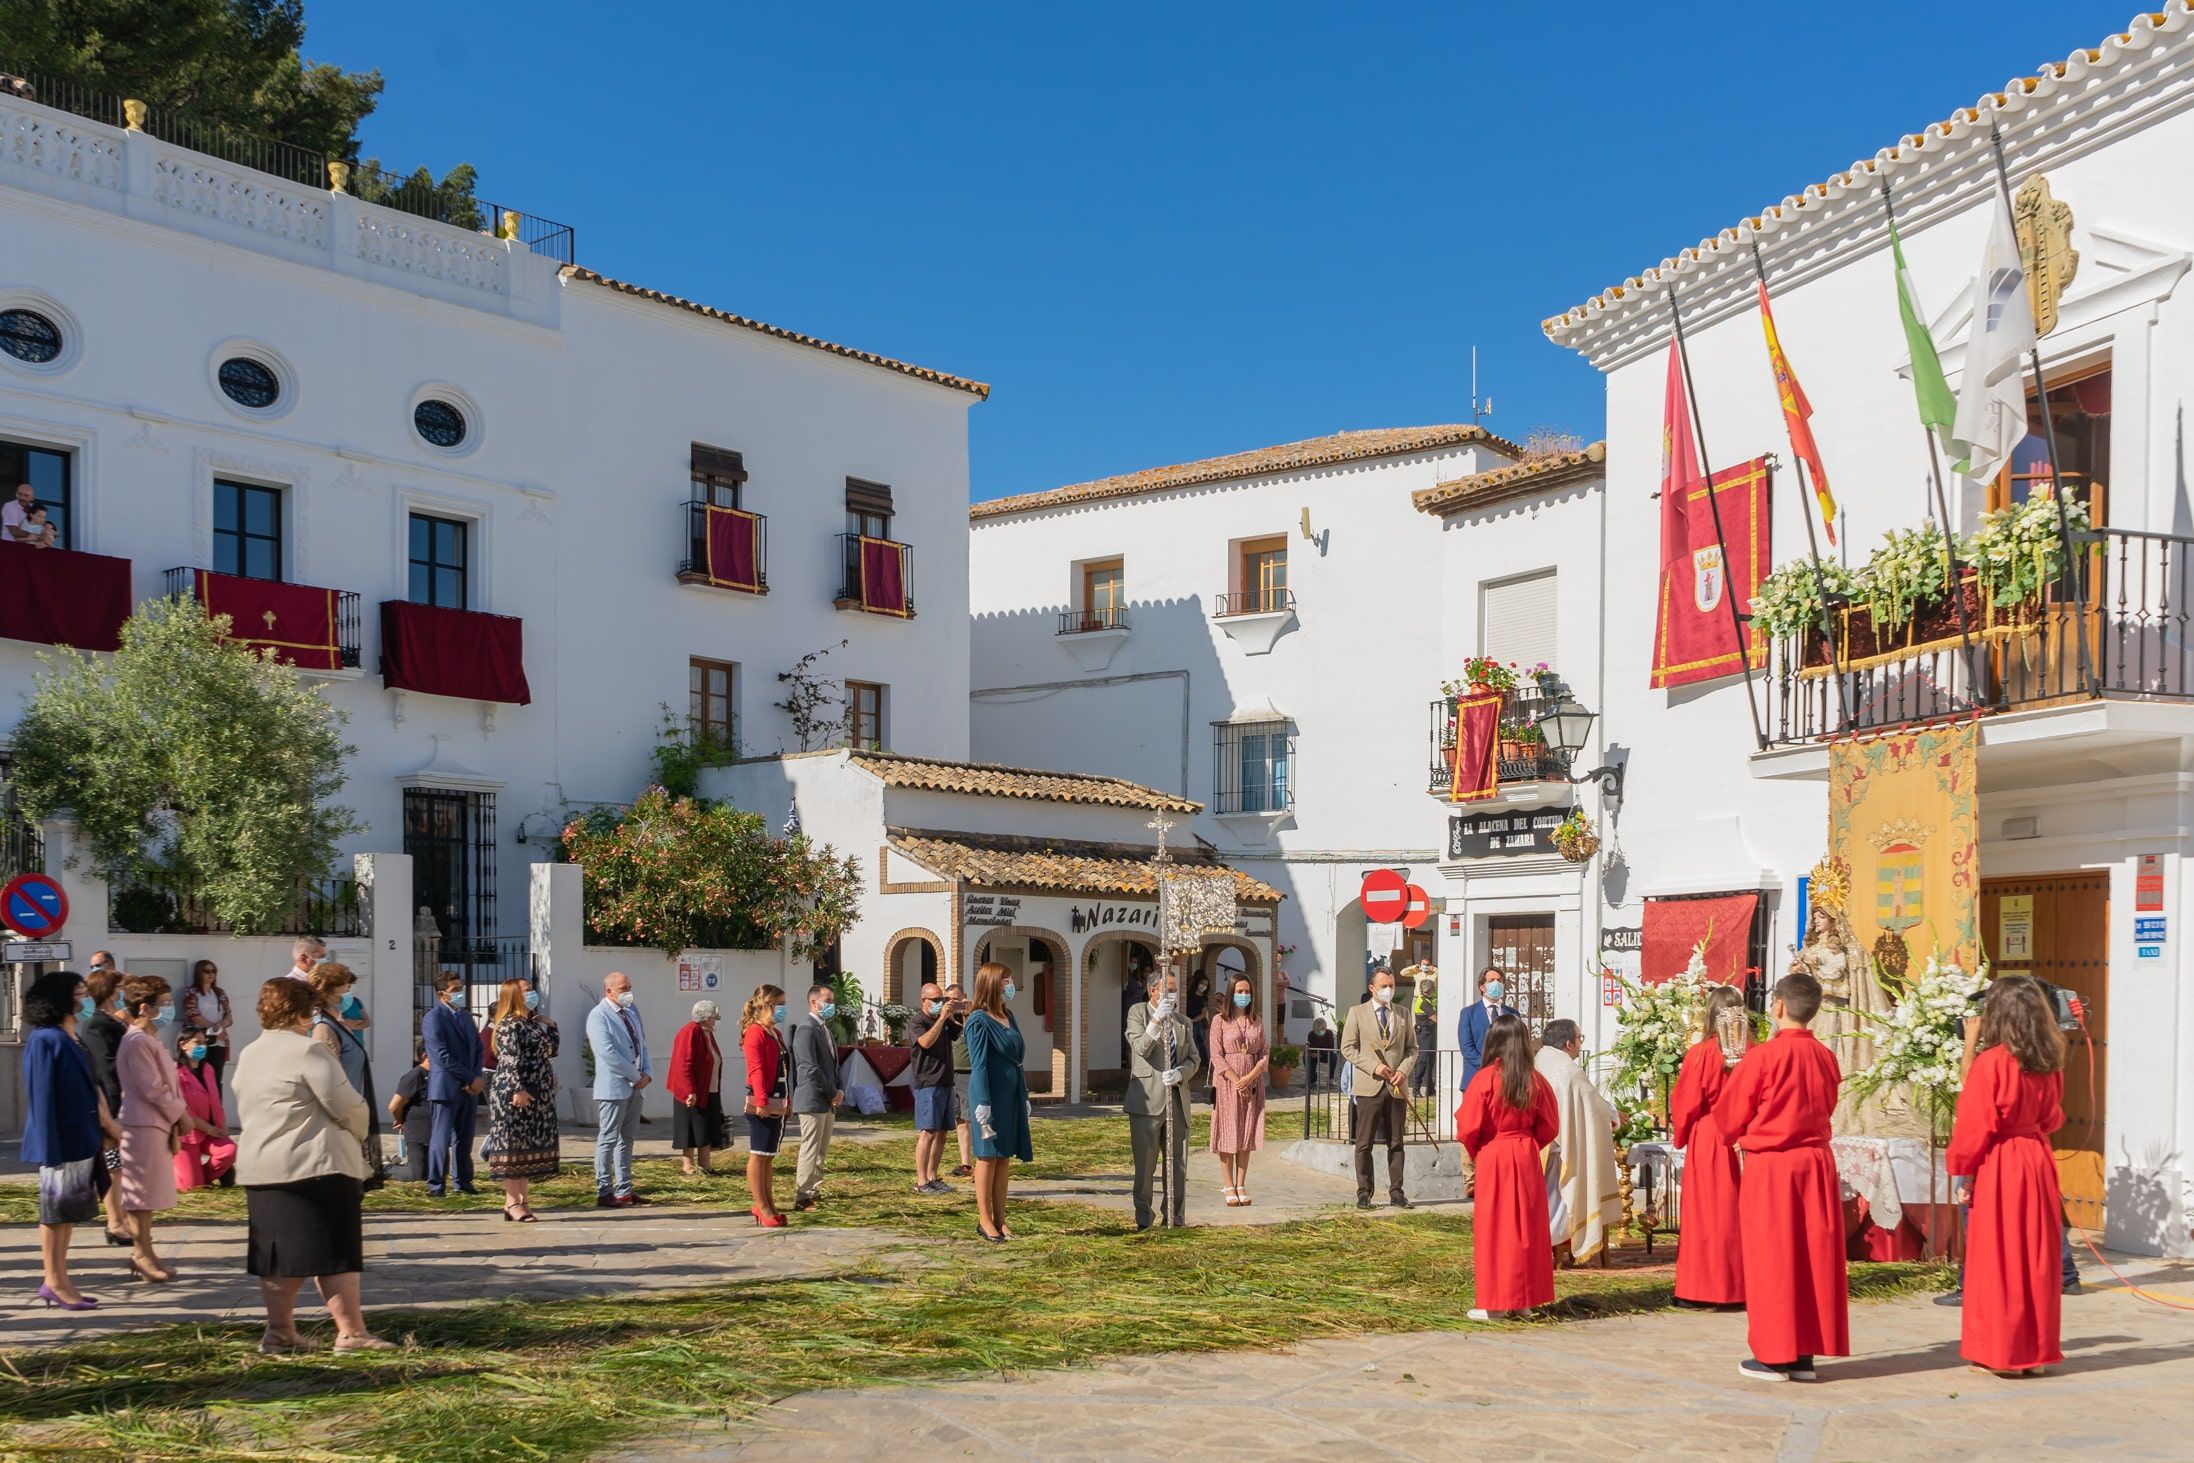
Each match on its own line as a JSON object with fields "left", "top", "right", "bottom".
{"left": 1950, "top": 182, "right": 2036, "bottom": 483}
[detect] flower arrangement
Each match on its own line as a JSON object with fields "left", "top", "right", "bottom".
{"left": 1969, "top": 487, "right": 2091, "bottom": 609}
{"left": 1606, "top": 938, "right": 1716, "bottom": 1119}
{"left": 879, "top": 1002, "right": 912, "bottom": 1043}
{"left": 1858, "top": 521, "right": 1955, "bottom": 636}
{"left": 1461, "top": 656, "right": 1517, "bottom": 693}
{"left": 1750, "top": 557, "right": 1859, "bottom": 640}
{"left": 1841, "top": 950, "right": 1989, "bottom": 1132}
{"left": 1552, "top": 808, "right": 1598, "bottom": 862}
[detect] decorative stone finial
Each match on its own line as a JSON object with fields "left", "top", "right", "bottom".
{"left": 327, "top": 160, "right": 351, "bottom": 194}
{"left": 122, "top": 98, "right": 147, "bottom": 132}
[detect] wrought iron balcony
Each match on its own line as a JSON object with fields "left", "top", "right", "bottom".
{"left": 1213, "top": 588, "right": 1294, "bottom": 618}
{"left": 1057, "top": 605, "right": 1129, "bottom": 634}
{"left": 676, "top": 499, "right": 769, "bottom": 593}
{"left": 165, "top": 565, "right": 361, "bottom": 669}
{"left": 1426, "top": 685, "right": 1574, "bottom": 794}
{"left": 837, "top": 532, "right": 915, "bottom": 617}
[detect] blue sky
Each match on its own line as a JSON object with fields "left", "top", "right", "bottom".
{"left": 312, "top": 1, "right": 2138, "bottom": 500}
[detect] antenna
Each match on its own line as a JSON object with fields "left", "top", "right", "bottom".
{"left": 1471, "top": 347, "right": 1493, "bottom": 424}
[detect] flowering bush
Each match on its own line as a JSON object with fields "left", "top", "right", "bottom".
{"left": 1842, "top": 950, "right": 1989, "bottom": 1133}
{"left": 561, "top": 787, "right": 861, "bottom": 959}
{"left": 1605, "top": 940, "right": 1715, "bottom": 1117}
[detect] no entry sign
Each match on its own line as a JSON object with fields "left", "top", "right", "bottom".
{"left": 1, "top": 872, "right": 68, "bottom": 939}
{"left": 1401, "top": 884, "right": 1431, "bottom": 930}
{"left": 1360, "top": 869, "right": 1408, "bottom": 924}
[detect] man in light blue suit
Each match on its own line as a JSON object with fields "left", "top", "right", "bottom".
{"left": 585, "top": 970, "right": 652, "bottom": 1206}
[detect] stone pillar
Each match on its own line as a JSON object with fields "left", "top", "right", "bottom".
{"left": 532, "top": 861, "right": 588, "bottom": 1122}
{"left": 355, "top": 851, "right": 413, "bottom": 1084}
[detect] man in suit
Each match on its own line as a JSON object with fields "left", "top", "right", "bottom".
{"left": 419, "top": 971, "right": 485, "bottom": 1196}
{"left": 1125, "top": 969, "right": 1201, "bottom": 1230}
{"left": 1340, "top": 965, "right": 1418, "bottom": 1209}
{"left": 1458, "top": 965, "right": 1521, "bottom": 1091}
{"left": 790, "top": 982, "right": 844, "bottom": 1212}
{"left": 586, "top": 970, "right": 653, "bottom": 1207}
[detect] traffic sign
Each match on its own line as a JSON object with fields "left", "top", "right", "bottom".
{"left": 1, "top": 872, "right": 68, "bottom": 939}
{"left": 1360, "top": 869, "right": 1408, "bottom": 924}
{"left": 1400, "top": 884, "right": 1432, "bottom": 930}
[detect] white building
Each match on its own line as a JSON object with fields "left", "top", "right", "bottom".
{"left": 967, "top": 425, "right": 1615, "bottom": 1050}
{"left": 1546, "top": 3, "right": 2194, "bottom": 1255}
{"left": 0, "top": 89, "right": 980, "bottom": 1094}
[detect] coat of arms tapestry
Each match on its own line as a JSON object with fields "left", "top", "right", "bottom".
{"left": 1827, "top": 722, "right": 1979, "bottom": 981}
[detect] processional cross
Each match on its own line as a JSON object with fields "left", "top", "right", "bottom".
{"left": 1147, "top": 812, "right": 1175, "bottom": 864}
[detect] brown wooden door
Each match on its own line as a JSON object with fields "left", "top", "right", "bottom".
{"left": 1486, "top": 914, "right": 1557, "bottom": 1036}
{"left": 1979, "top": 873, "right": 2109, "bottom": 1231}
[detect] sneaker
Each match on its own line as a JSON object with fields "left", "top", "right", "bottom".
{"left": 1466, "top": 1307, "right": 1493, "bottom": 1322}
{"left": 2062, "top": 1280, "right": 2087, "bottom": 1296}
{"left": 923, "top": 1179, "right": 952, "bottom": 1194}
{"left": 951, "top": 1164, "right": 974, "bottom": 1177}
{"left": 1788, "top": 1357, "right": 1817, "bottom": 1381}
{"left": 1738, "top": 1358, "right": 1789, "bottom": 1384}
{"left": 1932, "top": 1291, "right": 1963, "bottom": 1307}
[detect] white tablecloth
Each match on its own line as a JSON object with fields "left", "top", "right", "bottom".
{"left": 1831, "top": 1136, "right": 1951, "bottom": 1230}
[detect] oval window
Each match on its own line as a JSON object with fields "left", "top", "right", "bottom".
{"left": 218, "top": 356, "right": 281, "bottom": 410}
{"left": 414, "top": 398, "right": 468, "bottom": 449}
{"left": 0, "top": 308, "right": 63, "bottom": 365}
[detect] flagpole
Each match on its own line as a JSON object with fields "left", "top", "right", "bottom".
{"left": 1877, "top": 182, "right": 1987, "bottom": 713}
{"left": 1986, "top": 125, "right": 2093, "bottom": 690}
{"left": 1747, "top": 236, "right": 1853, "bottom": 731}
{"left": 1668, "top": 285, "right": 1770, "bottom": 752}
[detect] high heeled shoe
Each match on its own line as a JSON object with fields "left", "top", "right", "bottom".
{"left": 36, "top": 1284, "right": 99, "bottom": 1311}
{"left": 124, "top": 1257, "right": 176, "bottom": 1284}
{"left": 103, "top": 1229, "right": 133, "bottom": 1248}
{"left": 975, "top": 1222, "right": 1006, "bottom": 1244}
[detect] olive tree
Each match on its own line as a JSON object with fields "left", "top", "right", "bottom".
{"left": 12, "top": 598, "right": 361, "bottom": 933}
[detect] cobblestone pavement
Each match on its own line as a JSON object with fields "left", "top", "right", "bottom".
{"left": 632, "top": 1260, "right": 2194, "bottom": 1462}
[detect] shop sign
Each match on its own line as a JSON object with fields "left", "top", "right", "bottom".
{"left": 965, "top": 894, "right": 1026, "bottom": 929}
{"left": 677, "top": 954, "right": 722, "bottom": 992}
{"left": 1601, "top": 927, "right": 1643, "bottom": 953}
{"left": 1447, "top": 805, "right": 1572, "bottom": 859}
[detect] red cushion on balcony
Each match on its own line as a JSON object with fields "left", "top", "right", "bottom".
{"left": 379, "top": 599, "right": 531, "bottom": 705}
{"left": 193, "top": 570, "right": 341, "bottom": 670}
{"left": 0, "top": 545, "right": 132, "bottom": 651}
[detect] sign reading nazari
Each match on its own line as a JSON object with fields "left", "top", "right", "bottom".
{"left": 1827, "top": 722, "right": 1978, "bottom": 977}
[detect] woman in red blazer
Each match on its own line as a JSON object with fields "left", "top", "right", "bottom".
{"left": 667, "top": 1002, "right": 726, "bottom": 1176}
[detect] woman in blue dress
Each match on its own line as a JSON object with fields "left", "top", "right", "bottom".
{"left": 964, "top": 961, "right": 1030, "bottom": 1242}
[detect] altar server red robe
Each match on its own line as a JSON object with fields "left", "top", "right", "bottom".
{"left": 1946, "top": 1044, "right": 2066, "bottom": 1372}
{"left": 1670, "top": 1037, "right": 1744, "bottom": 1305}
{"left": 1458, "top": 1067, "right": 1560, "bottom": 1311}
{"left": 1713, "top": 1028, "right": 1848, "bottom": 1364}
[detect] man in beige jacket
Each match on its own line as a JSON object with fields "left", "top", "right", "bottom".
{"left": 1125, "top": 970, "right": 1201, "bottom": 1230}
{"left": 1339, "top": 965, "right": 1418, "bottom": 1210}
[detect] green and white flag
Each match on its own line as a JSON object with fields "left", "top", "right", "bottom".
{"left": 1890, "top": 214, "right": 1956, "bottom": 455}
{"left": 1950, "top": 180, "right": 2037, "bottom": 483}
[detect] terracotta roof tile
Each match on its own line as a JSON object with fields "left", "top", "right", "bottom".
{"left": 850, "top": 750, "right": 1199, "bottom": 814}
{"left": 887, "top": 827, "right": 1283, "bottom": 902}
{"left": 562, "top": 267, "right": 990, "bottom": 399}
{"left": 970, "top": 425, "right": 1526, "bottom": 521}
{"left": 1414, "top": 442, "right": 1606, "bottom": 517}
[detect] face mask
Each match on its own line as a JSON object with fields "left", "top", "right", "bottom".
{"left": 925, "top": 1000, "right": 942, "bottom": 1016}
{"left": 186, "top": 1044, "right": 207, "bottom": 1061}
{"left": 154, "top": 1003, "right": 176, "bottom": 1024}
{"left": 77, "top": 996, "right": 97, "bottom": 1023}
{"left": 523, "top": 990, "right": 541, "bottom": 1012}
{"left": 817, "top": 1000, "right": 837, "bottom": 1021}
{"left": 1485, "top": 983, "right": 1506, "bottom": 1004}
{"left": 1003, "top": 981, "right": 1018, "bottom": 1003}
{"left": 447, "top": 992, "right": 465, "bottom": 1008}
{"left": 616, "top": 992, "right": 636, "bottom": 1009}
{"left": 1373, "top": 988, "right": 1393, "bottom": 1006}
{"left": 340, "top": 994, "right": 363, "bottom": 1019}
{"left": 1233, "top": 991, "right": 1252, "bottom": 1009}
{"left": 771, "top": 1004, "right": 787, "bottom": 1024}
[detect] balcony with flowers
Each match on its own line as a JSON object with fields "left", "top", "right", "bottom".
{"left": 1426, "top": 658, "right": 1577, "bottom": 801}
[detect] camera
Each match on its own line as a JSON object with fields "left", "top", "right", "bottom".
{"left": 1954, "top": 975, "right": 2085, "bottom": 1040}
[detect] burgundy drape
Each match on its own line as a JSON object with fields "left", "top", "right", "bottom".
{"left": 379, "top": 599, "right": 531, "bottom": 704}
{"left": 0, "top": 545, "right": 132, "bottom": 651}
{"left": 704, "top": 506, "right": 761, "bottom": 591}
{"left": 1642, "top": 892, "right": 1758, "bottom": 986}
{"left": 1444, "top": 692, "right": 1502, "bottom": 803}
{"left": 859, "top": 536, "right": 908, "bottom": 616}
{"left": 194, "top": 569, "right": 340, "bottom": 669}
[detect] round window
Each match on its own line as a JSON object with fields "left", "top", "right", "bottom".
{"left": 218, "top": 356, "right": 282, "bottom": 410}
{"left": 0, "top": 309, "right": 63, "bottom": 365}
{"left": 414, "top": 398, "right": 468, "bottom": 449}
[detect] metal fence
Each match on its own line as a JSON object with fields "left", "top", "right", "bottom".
{"left": 413, "top": 928, "right": 533, "bottom": 1031}
{"left": 1299, "top": 1046, "right": 1459, "bottom": 1145}
{"left": 1426, "top": 685, "right": 1576, "bottom": 792}
{"left": 107, "top": 870, "right": 363, "bottom": 937}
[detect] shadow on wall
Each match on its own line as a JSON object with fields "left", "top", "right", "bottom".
{"left": 2109, "top": 1143, "right": 2194, "bottom": 1257}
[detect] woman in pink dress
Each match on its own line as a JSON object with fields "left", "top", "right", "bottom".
{"left": 1208, "top": 974, "right": 1270, "bottom": 1207}
{"left": 115, "top": 975, "right": 187, "bottom": 1283}
{"left": 173, "top": 1028, "right": 237, "bottom": 1192}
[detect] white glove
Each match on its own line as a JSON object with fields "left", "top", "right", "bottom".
{"left": 1151, "top": 997, "right": 1176, "bottom": 1022}
{"left": 975, "top": 1104, "right": 996, "bottom": 1140}
{"left": 1161, "top": 1067, "right": 1184, "bottom": 1087}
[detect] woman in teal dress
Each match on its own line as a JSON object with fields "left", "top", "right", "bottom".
{"left": 965, "top": 961, "right": 1030, "bottom": 1242}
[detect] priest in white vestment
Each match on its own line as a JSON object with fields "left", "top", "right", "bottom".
{"left": 1534, "top": 1018, "right": 1622, "bottom": 1265}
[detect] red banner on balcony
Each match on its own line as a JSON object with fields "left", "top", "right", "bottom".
{"left": 0, "top": 545, "right": 131, "bottom": 652}
{"left": 860, "top": 536, "right": 909, "bottom": 617}
{"left": 1444, "top": 691, "right": 1502, "bottom": 804}
{"left": 1642, "top": 892, "right": 1758, "bottom": 986}
{"left": 193, "top": 569, "right": 340, "bottom": 669}
{"left": 703, "top": 506, "right": 762, "bottom": 592}
{"left": 1651, "top": 456, "right": 1772, "bottom": 690}
{"left": 379, "top": 599, "right": 531, "bottom": 705}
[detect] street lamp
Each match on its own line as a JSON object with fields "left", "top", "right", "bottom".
{"left": 1534, "top": 692, "right": 1625, "bottom": 807}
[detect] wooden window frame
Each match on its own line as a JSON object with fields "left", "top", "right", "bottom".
{"left": 845, "top": 679, "right": 885, "bottom": 751}
{"left": 1080, "top": 558, "right": 1124, "bottom": 630}
{"left": 1987, "top": 358, "right": 2110, "bottom": 526}
{"left": 689, "top": 656, "right": 737, "bottom": 753}
{"left": 1238, "top": 535, "right": 1288, "bottom": 614}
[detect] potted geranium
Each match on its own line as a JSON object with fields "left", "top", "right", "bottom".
{"left": 1269, "top": 1042, "right": 1302, "bottom": 1091}
{"left": 1462, "top": 655, "right": 1517, "bottom": 696}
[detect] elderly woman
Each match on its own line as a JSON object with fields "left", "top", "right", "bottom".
{"left": 180, "top": 959, "right": 234, "bottom": 1094}
{"left": 231, "top": 976, "right": 392, "bottom": 1352}
{"left": 173, "top": 1026, "right": 237, "bottom": 1192}
{"left": 116, "top": 974, "right": 186, "bottom": 1283}
{"left": 668, "top": 999, "right": 728, "bottom": 1176}
{"left": 485, "top": 979, "right": 559, "bottom": 1221}
{"left": 22, "top": 971, "right": 121, "bottom": 1310}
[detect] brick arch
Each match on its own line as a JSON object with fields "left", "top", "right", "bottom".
{"left": 1198, "top": 936, "right": 1271, "bottom": 1044}
{"left": 880, "top": 927, "right": 943, "bottom": 1005}
{"left": 972, "top": 925, "right": 1073, "bottom": 1097}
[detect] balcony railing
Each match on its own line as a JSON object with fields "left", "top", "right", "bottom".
{"left": 1767, "top": 527, "right": 2194, "bottom": 745}
{"left": 1427, "top": 685, "right": 1575, "bottom": 794}
{"left": 167, "top": 567, "right": 361, "bottom": 669}
{"left": 676, "top": 499, "right": 769, "bottom": 593}
{"left": 109, "top": 870, "right": 363, "bottom": 937}
{"left": 1057, "top": 606, "right": 1129, "bottom": 634}
{"left": 837, "top": 533, "right": 916, "bottom": 617}
{"left": 1214, "top": 588, "right": 1295, "bottom": 618}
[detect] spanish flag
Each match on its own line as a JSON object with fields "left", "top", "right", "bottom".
{"left": 1757, "top": 281, "right": 1839, "bottom": 545}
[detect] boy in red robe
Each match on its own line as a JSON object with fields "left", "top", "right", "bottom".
{"left": 1713, "top": 971, "right": 1848, "bottom": 1382}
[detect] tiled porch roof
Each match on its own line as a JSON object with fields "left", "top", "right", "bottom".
{"left": 887, "top": 827, "right": 1283, "bottom": 903}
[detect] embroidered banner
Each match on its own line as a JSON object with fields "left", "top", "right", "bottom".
{"left": 1651, "top": 456, "right": 1772, "bottom": 690}
{"left": 194, "top": 569, "right": 341, "bottom": 670}
{"left": 1641, "top": 892, "right": 1758, "bottom": 987}
{"left": 1444, "top": 691, "right": 1503, "bottom": 804}
{"left": 859, "top": 536, "right": 910, "bottom": 616}
{"left": 1828, "top": 722, "right": 1979, "bottom": 977}
{"left": 703, "top": 506, "right": 762, "bottom": 592}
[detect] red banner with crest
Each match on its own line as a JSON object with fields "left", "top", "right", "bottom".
{"left": 1651, "top": 456, "right": 1772, "bottom": 690}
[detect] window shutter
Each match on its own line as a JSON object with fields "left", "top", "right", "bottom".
{"left": 1480, "top": 570, "right": 1558, "bottom": 671}
{"left": 845, "top": 478, "right": 894, "bottom": 516}
{"left": 690, "top": 443, "right": 747, "bottom": 481}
